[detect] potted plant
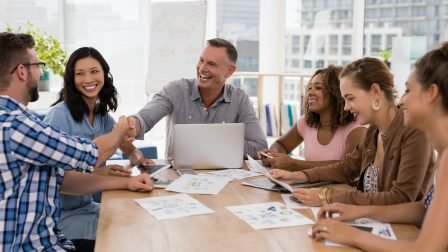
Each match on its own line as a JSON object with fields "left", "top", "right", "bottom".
{"left": 7, "top": 22, "right": 67, "bottom": 91}
{"left": 378, "top": 48, "right": 392, "bottom": 68}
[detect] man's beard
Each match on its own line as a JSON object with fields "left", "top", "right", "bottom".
{"left": 26, "top": 73, "right": 39, "bottom": 102}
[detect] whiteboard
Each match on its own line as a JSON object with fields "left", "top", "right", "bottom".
{"left": 146, "top": 1, "right": 207, "bottom": 94}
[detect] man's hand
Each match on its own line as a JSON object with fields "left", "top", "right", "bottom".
{"left": 127, "top": 116, "right": 141, "bottom": 139}
{"left": 113, "top": 116, "right": 136, "bottom": 142}
{"left": 129, "top": 148, "right": 155, "bottom": 167}
{"left": 127, "top": 173, "right": 154, "bottom": 192}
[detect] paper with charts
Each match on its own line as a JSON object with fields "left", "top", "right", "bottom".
{"left": 246, "top": 155, "right": 294, "bottom": 192}
{"left": 200, "top": 169, "right": 260, "bottom": 181}
{"left": 227, "top": 202, "right": 314, "bottom": 230}
{"left": 324, "top": 218, "right": 397, "bottom": 247}
{"left": 134, "top": 194, "right": 214, "bottom": 220}
{"left": 165, "top": 174, "right": 229, "bottom": 195}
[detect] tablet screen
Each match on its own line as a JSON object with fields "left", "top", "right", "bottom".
{"left": 138, "top": 164, "right": 171, "bottom": 177}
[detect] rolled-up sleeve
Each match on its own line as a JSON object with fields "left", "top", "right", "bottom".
{"left": 9, "top": 116, "right": 98, "bottom": 173}
{"left": 133, "top": 85, "right": 174, "bottom": 139}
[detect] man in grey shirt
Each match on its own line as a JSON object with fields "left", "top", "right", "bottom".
{"left": 130, "top": 38, "right": 267, "bottom": 158}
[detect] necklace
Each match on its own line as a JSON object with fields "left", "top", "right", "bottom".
{"left": 320, "top": 120, "right": 331, "bottom": 126}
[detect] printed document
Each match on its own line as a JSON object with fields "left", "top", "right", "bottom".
{"left": 134, "top": 194, "right": 214, "bottom": 220}
{"left": 227, "top": 202, "right": 314, "bottom": 230}
{"left": 165, "top": 174, "right": 229, "bottom": 195}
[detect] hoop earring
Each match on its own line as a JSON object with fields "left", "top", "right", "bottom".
{"left": 372, "top": 99, "right": 381, "bottom": 111}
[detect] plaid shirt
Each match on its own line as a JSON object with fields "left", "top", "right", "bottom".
{"left": 0, "top": 96, "right": 98, "bottom": 251}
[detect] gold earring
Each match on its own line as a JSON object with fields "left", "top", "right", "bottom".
{"left": 372, "top": 99, "right": 381, "bottom": 111}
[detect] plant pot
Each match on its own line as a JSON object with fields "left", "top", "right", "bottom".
{"left": 38, "top": 70, "right": 50, "bottom": 91}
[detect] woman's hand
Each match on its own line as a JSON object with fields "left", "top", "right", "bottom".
{"left": 257, "top": 149, "right": 275, "bottom": 165}
{"left": 264, "top": 152, "right": 294, "bottom": 170}
{"left": 317, "top": 203, "right": 367, "bottom": 221}
{"left": 311, "top": 219, "right": 362, "bottom": 246}
{"left": 269, "top": 169, "right": 298, "bottom": 184}
{"left": 292, "top": 188, "right": 321, "bottom": 206}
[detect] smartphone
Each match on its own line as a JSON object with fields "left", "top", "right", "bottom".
{"left": 350, "top": 225, "right": 373, "bottom": 233}
{"left": 289, "top": 195, "right": 302, "bottom": 203}
{"left": 152, "top": 178, "right": 174, "bottom": 189}
{"left": 176, "top": 169, "right": 197, "bottom": 176}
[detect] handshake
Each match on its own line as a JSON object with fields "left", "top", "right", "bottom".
{"left": 112, "top": 116, "right": 141, "bottom": 143}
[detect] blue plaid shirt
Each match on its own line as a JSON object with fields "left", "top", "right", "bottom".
{"left": 0, "top": 96, "right": 98, "bottom": 251}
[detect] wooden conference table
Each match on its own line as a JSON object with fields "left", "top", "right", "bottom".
{"left": 95, "top": 167, "right": 419, "bottom": 252}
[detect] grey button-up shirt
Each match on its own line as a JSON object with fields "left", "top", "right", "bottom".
{"left": 134, "top": 78, "right": 267, "bottom": 158}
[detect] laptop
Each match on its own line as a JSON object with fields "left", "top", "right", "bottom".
{"left": 173, "top": 123, "right": 244, "bottom": 169}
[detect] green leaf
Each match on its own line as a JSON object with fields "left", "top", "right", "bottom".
{"left": 6, "top": 21, "right": 68, "bottom": 77}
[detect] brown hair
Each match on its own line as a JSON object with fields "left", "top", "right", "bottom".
{"left": 303, "top": 65, "right": 354, "bottom": 130}
{"left": 0, "top": 32, "right": 35, "bottom": 89}
{"left": 414, "top": 42, "right": 448, "bottom": 111}
{"left": 340, "top": 57, "right": 395, "bottom": 102}
{"left": 206, "top": 38, "right": 238, "bottom": 64}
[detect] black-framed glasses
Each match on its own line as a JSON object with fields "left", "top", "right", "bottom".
{"left": 10, "top": 62, "right": 46, "bottom": 74}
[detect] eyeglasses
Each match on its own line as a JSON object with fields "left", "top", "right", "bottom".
{"left": 10, "top": 62, "right": 46, "bottom": 74}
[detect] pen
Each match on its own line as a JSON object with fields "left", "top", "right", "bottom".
{"left": 260, "top": 151, "right": 274, "bottom": 159}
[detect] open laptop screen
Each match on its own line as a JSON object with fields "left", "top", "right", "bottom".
{"left": 173, "top": 123, "right": 244, "bottom": 169}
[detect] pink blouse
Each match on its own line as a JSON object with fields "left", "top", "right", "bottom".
{"left": 297, "top": 116, "right": 364, "bottom": 161}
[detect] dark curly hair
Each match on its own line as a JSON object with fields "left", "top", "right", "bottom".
{"left": 52, "top": 47, "right": 118, "bottom": 122}
{"left": 303, "top": 65, "right": 354, "bottom": 130}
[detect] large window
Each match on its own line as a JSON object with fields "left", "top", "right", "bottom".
{"left": 285, "top": 0, "right": 354, "bottom": 74}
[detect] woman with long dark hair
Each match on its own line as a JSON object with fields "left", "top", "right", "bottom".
{"left": 44, "top": 47, "right": 153, "bottom": 241}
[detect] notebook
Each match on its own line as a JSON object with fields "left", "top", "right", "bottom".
{"left": 173, "top": 123, "right": 245, "bottom": 169}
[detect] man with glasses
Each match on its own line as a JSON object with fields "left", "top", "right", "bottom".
{"left": 0, "top": 32, "right": 154, "bottom": 251}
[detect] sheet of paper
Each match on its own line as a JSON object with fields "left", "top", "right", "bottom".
{"left": 165, "top": 174, "right": 229, "bottom": 195}
{"left": 323, "top": 218, "right": 397, "bottom": 247}
{"left": 246, "top": 155, "right": 294, "bottom": 192}
{"left": 134, "top": 194, "right": 214, "bottom": 220}
{"left": 200, "top": 169, "right": 260, "bottom": 181}
{"left": 245, "top": 160, "right": 270, "bottom": 173}
{"left": 227, "top": 202, "right": 314, "bottom": 230}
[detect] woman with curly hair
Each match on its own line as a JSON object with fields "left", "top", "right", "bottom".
{"left": 270, "top": 58, "right": 434, "bottom": 207}
{"left": 259, "top": 65, "right": 366, "bottom": 171}
{"left": 43, "top": 47, "right": 154, "bottom": 242}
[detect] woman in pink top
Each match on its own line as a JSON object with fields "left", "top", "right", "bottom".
{"left": 259, "top": 65, "right": 366, "bottom": 171}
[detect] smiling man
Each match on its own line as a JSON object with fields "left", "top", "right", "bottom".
{"left": 130, "top": 38, "right": 267, "bottom": 158}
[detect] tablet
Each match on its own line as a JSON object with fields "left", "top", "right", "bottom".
{"left": 138, "top": 164, "right": 171, "bottom": 178}
{"left": 242, "top": 178, "right": 331, "bottom": 192}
